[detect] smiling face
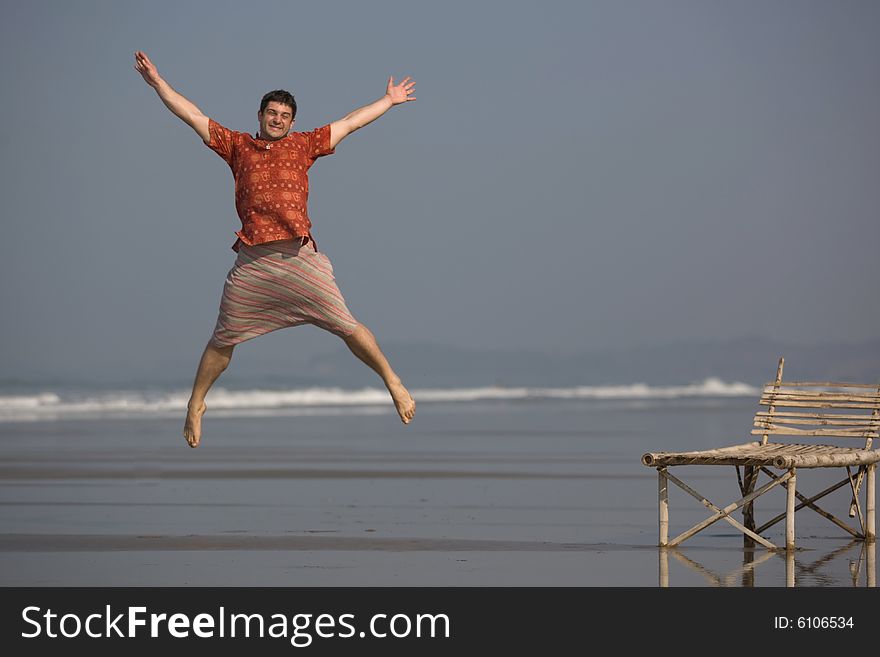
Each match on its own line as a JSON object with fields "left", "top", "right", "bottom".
{"left": 257, "top": 101, "right": 295, "bottom": 140}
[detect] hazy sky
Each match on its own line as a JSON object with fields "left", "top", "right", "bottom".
{"left": 1, "top": 0, "right": 878, "bottom": 382}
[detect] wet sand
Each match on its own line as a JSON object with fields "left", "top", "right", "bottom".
{"left": 0, "top": 399, "right": 874, "bottom": 586}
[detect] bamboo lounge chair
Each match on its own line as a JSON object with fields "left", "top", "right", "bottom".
{"left": 641, "top": 358, "right": 878, "bottom": 550}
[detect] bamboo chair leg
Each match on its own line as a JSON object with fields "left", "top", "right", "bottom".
{"left": 847, "top": 467, "right": 866, "bottom": 535}
{"left": 741, "top": 466, "right": 758, "bottom": 550}
{"left": 786, "top": 468, "right": 797, "bottom": 551}
{"left": 868, "top": 542, "right": 875, "bottom": 587}
{"left": 785, "top": 549, "right": 795, "bottom": 587}
{"left": 867, "top": 464, "right": 875, "bottom": 543}
{"left": 850, "top": 467, "right": 866, "bottom": 518}
{"left": 756, "top": 470, "right": 860, "bottom": 538}
{"left": 664, "top": 469, "right": 783, "bottom": 549}
{"left": 658, "top": 467, "right": 669, "bottom": 547}
{"left": 658, "top": 547, "right": 669, "bottom": 587}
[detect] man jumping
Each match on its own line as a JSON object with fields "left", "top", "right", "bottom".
{"left": 134, "top": 51, "right": 416, "bottom": 448}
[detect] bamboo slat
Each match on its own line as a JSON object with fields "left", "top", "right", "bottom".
{"left": 643, "top": 442, "right": 880, "bottom": 468}
{"left": 771, "top": 450, "right": 880, "bottom": 469}
{"left": 761, "top": 383, "right": 879, "bottom": 391}
{"left": 760, "top": 392, "right": 880, "bottom": 404}
{"left": 750, "top": 427, "right": 878, "bottom": 438}
{"left": 755, "top": 419, "right": 877, "bottom": 427}
{"left": 755, "top": 411, "right": 880, "bottom": 423}
{"left": 763, "top": 381, "right": 880, "bottom": 389}
{"left": 759, "top": 400, "right": 880, "bottom": 410}
{"left": 754, "top": 427, "right": 879, "bottom": 437}
{"left": 764, "top": 382, "right": 880, "bottom": 391}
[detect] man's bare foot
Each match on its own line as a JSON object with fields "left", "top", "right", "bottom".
{"left": 183, "top": 401, "right": 207, "bottom": 448}
{"left": 387, "top": 381, "right": 416, "bottom": 424}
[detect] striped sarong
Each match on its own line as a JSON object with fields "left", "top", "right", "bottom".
{"left": 210, "top": 239, "right": 358, "bottom": 347}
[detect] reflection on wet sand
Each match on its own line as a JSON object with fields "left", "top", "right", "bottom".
{"left": 659, "top": 540, "right": 875, "bottom": 587}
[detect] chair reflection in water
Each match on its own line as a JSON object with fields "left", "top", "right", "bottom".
{"left": 658, "top": 540, "right": 876, "bottom": 587}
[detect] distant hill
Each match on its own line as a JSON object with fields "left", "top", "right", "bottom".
{"left": 16, "top": 336, "right": 873, "bottom": 391}
{"left": 305, "top": 337, "right": 880, "bottom": 388}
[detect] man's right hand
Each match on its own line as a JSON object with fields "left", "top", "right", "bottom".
{"left": 133, "top": 51, "right": 211, "bottom": 144}
{"left": 134, "top": 51, "right": 162, "bottom": 88}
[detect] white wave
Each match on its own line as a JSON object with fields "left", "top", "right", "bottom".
{"left": 412, "top": 378, "right": 757, "bottom": 402}
{"left": 0, "top": 392, "right": 62, "bottom": 408}
{"left": 0, "top": 378, "right": 758, "bottom": 422}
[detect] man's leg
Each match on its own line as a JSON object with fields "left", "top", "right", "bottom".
{"left": 342, "top": 323, "right": 416, "bottom": 424}
{"left": 183, "top": 341, "right": 235, "bottom": 447}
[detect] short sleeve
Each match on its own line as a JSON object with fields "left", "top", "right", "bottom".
{"left": 206, "top": 118, "right": 236, "bottom": 165}
{"left": 306, "top": 124, "right": 336, "bottom": 161}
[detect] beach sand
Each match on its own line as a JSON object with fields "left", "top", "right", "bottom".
{"left": 0, "top": 399, "right": 874, "bottom": 586}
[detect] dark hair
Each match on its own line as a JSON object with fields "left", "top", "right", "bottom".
{"left": 259, "top": 89, "right": 297, "bottom": 118}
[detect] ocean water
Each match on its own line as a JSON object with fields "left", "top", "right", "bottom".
{"left": 0, "top": 380, "right": 874, "bottom": 587}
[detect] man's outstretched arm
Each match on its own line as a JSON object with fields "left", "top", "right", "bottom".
{"left": 134, "top": 51, "right": 210, "bottom": 144}
{"left": 329, "top": 76, "right": 416, "bottom": 149}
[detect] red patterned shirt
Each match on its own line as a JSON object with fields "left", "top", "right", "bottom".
{"left": 206, "top": 118, "right": 335, "bottom": 250}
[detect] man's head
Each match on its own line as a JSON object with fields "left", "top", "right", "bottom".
{"left": 257, "top": 89, "right": 297, "bottom": 140}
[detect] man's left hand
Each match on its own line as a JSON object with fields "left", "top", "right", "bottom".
{"left": 386, "top": 76, "right": 416, "bottom": 105}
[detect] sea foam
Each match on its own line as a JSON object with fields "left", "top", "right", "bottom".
{"left": 0, "top": 378, "right": 758, "bottom": 422}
